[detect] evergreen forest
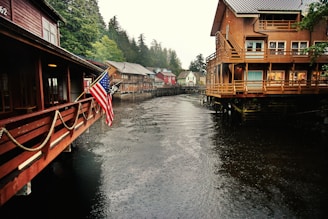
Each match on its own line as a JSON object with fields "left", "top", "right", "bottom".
{"left": 47, "top": 0, "right": 184, "bottom": 75}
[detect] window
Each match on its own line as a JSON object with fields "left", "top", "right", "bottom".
{"left": 289, "top": 71, "right": 307, "bottom": 85}
{"left": 245, "top": 40, "right": 264, "bottom": 58}
{"left": 0, "top": 72, "right": 10, "bottom": 112}
{"left": 267, "top": 71, "right": 284, "bottom": 82}
{"left": 42, "top": 17, "right": 58, "bottom": 45}
{"left": 291, "top": 41, "right": 308, "bottom": 55}
{"left": 269, "top": 41, "right": 286, "bottom": 55}
{"left": 246, "top": 41, "right": 263, "bottom": 52}
{"left": 84, "top": 78, "right": 92, "bottom": 94}
{"left": 312, "top": 71, "right": 328, "bottom": 84}
{"left": 48, "top": 77, "right": 59, "bottom": 105}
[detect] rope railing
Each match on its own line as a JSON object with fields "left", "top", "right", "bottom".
{"left": 0, "top": 99, "right": 102, "bottom": 152}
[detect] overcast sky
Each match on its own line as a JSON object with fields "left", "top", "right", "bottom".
{"left": 97, "top": 0, "right": 218, "bottom": 69}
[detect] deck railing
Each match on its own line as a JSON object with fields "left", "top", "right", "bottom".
{"left": 206, "top": 80, "right": 328, "bottom": 97}
{"left": 257, "top": 20, "right": 298, "bottom": 31}
{"left": 0, "top": 97, "right": 103, "bottom": 205}
{"left": 214, "top": 31, "right": 328, "bottom": 63}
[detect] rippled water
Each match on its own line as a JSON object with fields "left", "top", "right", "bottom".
{"left": 1, "top": 94, "right": 327, "bottom": 218}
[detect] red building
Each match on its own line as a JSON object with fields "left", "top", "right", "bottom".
{"left": 156, "top": 71, "right": 177, "bottom": 86}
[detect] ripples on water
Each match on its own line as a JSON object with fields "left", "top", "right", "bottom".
{"left": 1, "top": 94, "right": 327, "bottom": 219}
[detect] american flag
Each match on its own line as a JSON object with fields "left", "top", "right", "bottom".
{"left": 89, "top": 71, "right": 114, "bottom": 126}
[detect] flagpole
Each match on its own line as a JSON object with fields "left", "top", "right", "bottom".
{"left": 74, "top": 67, "right": 112, "bottom": 102}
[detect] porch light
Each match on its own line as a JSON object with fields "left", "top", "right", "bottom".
{"left": 48, "top": 63, "right": 57, "bottom": 67}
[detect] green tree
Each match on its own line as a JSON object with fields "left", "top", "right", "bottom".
{"left": 126, "top": 37, "right": 139, "bottom": 63}
{"left": 107, "top": 16, "right": 138, "bottom": 62}
{"left": 168, "top": 49, "right": 182, "bottom": 75}
{"left": 298, "top": 0, "right": 328, "bottom": 67}
{"left": 137, "top": 34, "right": 150, "bottom": 66}
{"left": 86, "top": 35, "right": 125, "bottom": 62}
{"left": 189, "top": 54, "right": 206, "bottom": 74}
{"left": 298, "top": 0, "right": 328, "bottom": 32}
{"left": 47, "top": 0, "right": 105, "bottom": 56}
{"left": 149, "top": 40, "right": 169, "bottom": 68}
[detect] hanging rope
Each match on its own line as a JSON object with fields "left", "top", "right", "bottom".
{"left": 57, "top": 103, "right": 81, "bottom": 130}
{"left": 0, "top": 110, "right": 59, "bottom": 152}
{"left": 0, "top": 100, "right": 101, "bottom": 152}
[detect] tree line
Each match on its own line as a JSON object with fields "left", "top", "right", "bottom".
{"left": 47, "top": 0, "right": 207, "bottom": 75}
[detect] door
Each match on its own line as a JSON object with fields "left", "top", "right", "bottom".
{"left": 245, "top": 71, "right": 263, "bottom": 89}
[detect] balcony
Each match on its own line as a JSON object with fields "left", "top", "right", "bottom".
{"left": 257, "top": 20, "right": 298, "bottom": 31}
{"left": 214, "top": 31, "right": 326, "bottom": 64}
{"left": 206, "top": 80, "right": 328, "bottom": 98}
{"left": 216, "top": 48, "right": 314, "bottom": 63}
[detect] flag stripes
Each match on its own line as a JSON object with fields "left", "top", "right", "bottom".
{"left": 89, "top": 71, "right": 114, "bottom": 126}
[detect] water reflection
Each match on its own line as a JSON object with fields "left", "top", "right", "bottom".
{"left": 211, "top": 114, "right": 328, "bottom": 218}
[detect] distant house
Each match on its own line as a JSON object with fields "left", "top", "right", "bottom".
{"left": 156, "top": 71, "right": 176, "bottom": 86}
{"left": 193, "top": 72, "right": 206, "bottom": 86}
{"left": 177, "top": 71, "right": 197, "bottom": 86}
{"left": 105, "top": 61, "right": 155, "bottom": 99}
{"left": 154, "top": 76, "right": 165, "bottom": 88}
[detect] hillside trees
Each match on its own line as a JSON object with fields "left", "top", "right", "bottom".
{"left": 48, "top": 0, "right": 182, "bottom": 74}
{"left": 86, "top": 35, "right": 125, "bottom": 62}
{"left": 107, "top": 17, "right": 182, "bottom": 74}
{"left": 47, "top": 0, "right": 105, "bottom": 56}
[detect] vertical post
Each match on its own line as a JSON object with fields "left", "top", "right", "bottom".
{"left": 66, "top": 66, "right": 71, "bottom": 102}
{"left": 220, "top": 64, "right": 223, "bottom": 84}
{"left": 245, "top": 63, "right": 248, "bottom": 80}
{"left": 35, "top": 56, "right": 45, "bottom": 110}
{"left": 232, "top": 63, "right": 235, "bottom": 83}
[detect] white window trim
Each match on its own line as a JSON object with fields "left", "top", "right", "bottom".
{"left": 42, "top": 17, "right": 58, "bottom": 46}
{"left": 291, "top": 41, "right": 308, "bottom": 56}
{"left": 268, "top": 41, "right": 286, "bottom": 55}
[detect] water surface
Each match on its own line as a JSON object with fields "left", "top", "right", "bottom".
{"left": 1, "top": 94, "right": 327, "bottom": 218}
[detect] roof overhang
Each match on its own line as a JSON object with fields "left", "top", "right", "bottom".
{"left": 258, "top": 10, "right": 301, "bottom": 14}
{"left": 0, "top": 17, "right": 102, "bottom": 72}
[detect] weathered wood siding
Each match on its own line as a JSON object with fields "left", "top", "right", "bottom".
{"left": 0, "top": 0, "right": 58, "bottom": 38}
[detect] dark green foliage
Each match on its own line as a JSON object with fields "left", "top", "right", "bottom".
{"left": 298, "top": 0, "right": 328, "bottom": 32}
{"left": 189, "top": 54, "right": 206, "bottom": 74}
{"left": 47, "top": 0, "right": 182, "bottom": 73}
{"left": 48, "top": 0, "right": 105, "bottom": 56}
{"left": 297, "top": 0, "right": 328, "bottom": 69}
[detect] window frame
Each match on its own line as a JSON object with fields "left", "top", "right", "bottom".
{"left": 42, "top": 17, "right": 58, "bottom": 45}
{"left": 269, "top": 41, "right": 286, "bottom": 55}
{"left": 291, "top": 41, "right": 308, "bottom": 56}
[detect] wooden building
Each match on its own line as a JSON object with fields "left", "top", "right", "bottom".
{"left": 0, "top": 0, "right": 104, "bottom": 205}
{"left": 106, "top": 61, "right": 155, "bottom": 100}
{"left": 156, "top": 71, "right": 177, "bottom": 86}
{"left": 206, "top": 0, "right": 328, "bottom": 117}
{"left": 177, "top": 71, "right": 197, "bottom": 86}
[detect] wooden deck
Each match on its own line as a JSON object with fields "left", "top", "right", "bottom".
{"left": 206, "top": 80, "right": 328, "bottom": 98}
{"left": 0, "top": 98, "right": 103, "bottom": 206}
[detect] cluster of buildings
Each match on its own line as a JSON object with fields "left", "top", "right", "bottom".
{"left": 2, "top": 0, "right": 326, "bottom": 206}
{"left": 94, "top": 60, "right": 206, "bottom": 100}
